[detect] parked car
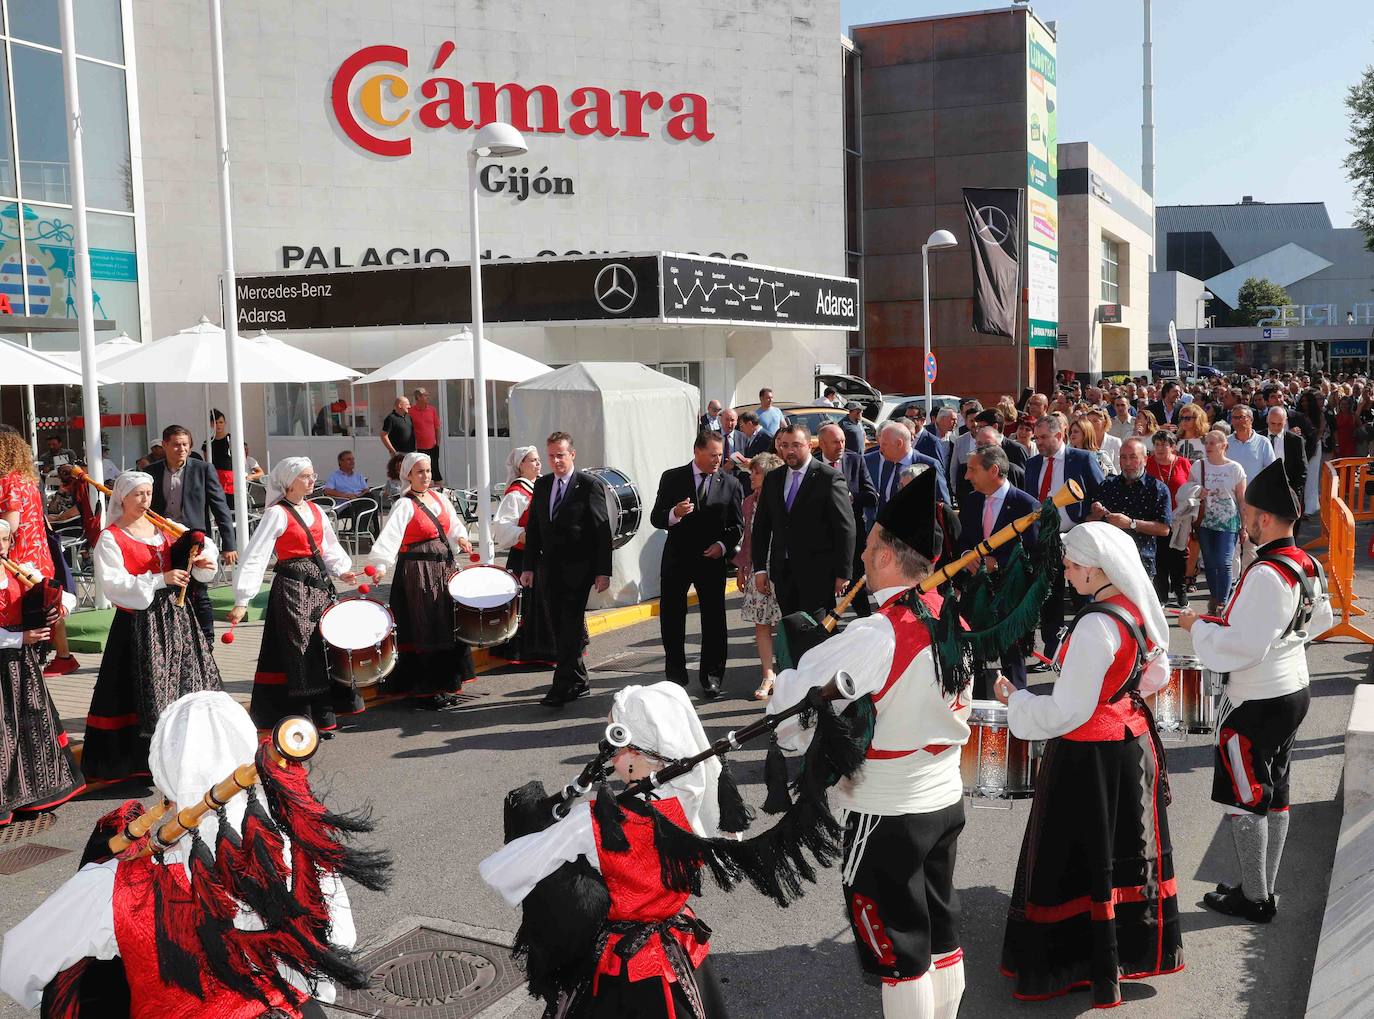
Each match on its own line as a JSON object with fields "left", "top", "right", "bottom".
{"left": 732, "top": 402, "right": 879, "bottom": 451}
{"left": 814, "top": 372, "right": 883, "bottom": 418}
{"left": 875, "top": 393, "right": 965, "bottom": 422}
{"left": 1148, "top": 358, "right": 1224, "bottom": 381}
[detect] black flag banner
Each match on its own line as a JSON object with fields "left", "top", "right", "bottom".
{"left": 963, "top": 187, "right": 1023, "bottom": 338}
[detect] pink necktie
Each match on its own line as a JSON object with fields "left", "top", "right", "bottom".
{"left": 983, "top": 497, "right": 996, "bottom": 539}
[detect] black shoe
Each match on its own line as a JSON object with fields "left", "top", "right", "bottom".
{"left": 665, "top": 670, "right": 690, "bottom": 687}
{"left": 1027, "top": 660, "right": 1050, "bottom": 674}
{"left": 1202, "top": 886, "right": 1275, "bottom": 923}
{"left": 540, "top": 689, "right": 571, "bottom": 708}
{"left": 568, "top": 682, "right": 591, "bottom": 700}
{"left": 700, "top": 675, "right": 722, "bottom": 700}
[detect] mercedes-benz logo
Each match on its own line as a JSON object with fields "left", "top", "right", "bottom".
{"left": 594, "top": 263, "right": 637, "bottom": 314}
{"left": 975, "top": 205, "right": 1012, "bottom": 245}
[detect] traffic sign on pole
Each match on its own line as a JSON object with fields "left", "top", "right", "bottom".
{"left": 926, "top": 352, "right": 938, "bottom": 385}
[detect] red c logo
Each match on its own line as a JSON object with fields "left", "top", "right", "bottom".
{"left": 330, "top": 44, "right": 411, "bottom": 157}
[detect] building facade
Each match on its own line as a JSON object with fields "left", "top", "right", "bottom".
{"left": 1056, "top": 142, "right": 1153, "bottom": 378}
{"left": 4, "top": 0, "right": 853, "bottom": 482}
{"left": 847, "top": 6, "right": 1059, "bottom": 403}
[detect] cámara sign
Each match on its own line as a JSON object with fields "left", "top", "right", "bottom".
{"left": 331, "top": 41, "right": 714, "bottom": 158}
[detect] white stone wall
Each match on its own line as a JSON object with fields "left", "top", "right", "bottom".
{"left": 132, "top": 0, "right": 846, "bottom": 453}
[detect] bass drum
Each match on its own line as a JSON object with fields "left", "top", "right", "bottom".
{"left": 585, "top": 467, "right": 641, "bottom": 549}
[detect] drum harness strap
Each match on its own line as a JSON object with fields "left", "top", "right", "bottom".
{"left": 400, "top": 493, "right": 455, "bottom": 566}
{"left": 279, "top": 502, "right": 337, "bottom": 601}
{"left": 1245, "top": 553, "right": 1326, "bottom": 639}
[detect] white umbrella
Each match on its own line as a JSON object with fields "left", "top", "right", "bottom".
{"left": 101, "top": 318, "right": 359, "bottom": 385}
{"left": 0, "top": 336, "right": 113, "bottom": 384}
{"left": 49, "top": 332, "right": 141, "bottom": 367}
{"left": 353, "top": 329, "right": 551, "bottom": 386}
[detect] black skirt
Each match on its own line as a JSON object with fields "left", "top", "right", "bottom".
{"left": 0, "top": 645, "right": 84, "bottom": 823}
{"left": 489, "top": 547, "right": 558, "bottom": 665}
{"left": 1001, "top": 731, "right": 1183, "bottom": 1007}
{"left": 568, "top": 955, "right": 729, "bottom": 1019}
{"left": 82, "top": 589, "right": 223, "bottom": 782}
{"left": 248, "top": 557, "right": 363, "bottom": 732}
{"left": 386, "top": 539, "right": 474, "bottom": 697}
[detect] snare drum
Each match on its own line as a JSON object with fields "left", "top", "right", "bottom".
{"left": 960, "top": 700, "right": 1041, "bottom": 800}
{"left": 585, "top": 467, "right": 641, "bottom": 549}
{"left": 448, "top": 565, "right": 521, "bottom": 647}
{"left": 319, "top": 599, "right": 397, "bottom": 689}
{"left": 1150, "top": 655, "right": 1215, "bottom": 734}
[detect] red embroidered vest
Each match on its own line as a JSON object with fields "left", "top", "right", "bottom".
{"left": 866, "top": 590, "right": 963, "bottom": 760}
{"left": 0, "top": 570, "right": 21, "bottom": 630}
{"left": 504, "top": 480, "right": 532, "bottom": 551}
{"left": 1061, "top": 595, "right": 1151, "bottom": 742}
{"left": 107, "top": 526, "right": 171, "bottom": 576}
{"left": 113, "top": 858, "right": 306, "bottom": 1019}
{"left": 400, "top": 493, "right": 451, "bottom": 549}
{"left": 589, "top": 797, "right": 710, "bottom": 988}
{"left": 273, "top": 502, "right": 325, "bottom": 562}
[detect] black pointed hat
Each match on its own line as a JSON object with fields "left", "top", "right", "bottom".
{"left": 875, "top": 463, "right": 942, "bottom": 561}
{"left": 1244, "top": 458, "right": 1301, "bottom": 520}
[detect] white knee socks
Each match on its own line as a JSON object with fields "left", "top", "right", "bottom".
{"left": 881, "top": 950, "right": 965, "bottom": 1019}
{"left": 930, "top": 948, "right": 966, "bottom": 1019}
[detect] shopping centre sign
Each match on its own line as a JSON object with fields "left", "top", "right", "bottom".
{"left": 330, "top": 42, "right": 715, "bottom": 157}
{"left": 1257, "top": 303, "right": 1374, "bottom": 327}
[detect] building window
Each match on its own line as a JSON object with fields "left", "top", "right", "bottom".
{"left": 447, "top": 380, "right": 513, "bottom": 438}
{"left": 1100, "top": 234, "right": 1120, "bottom": 303}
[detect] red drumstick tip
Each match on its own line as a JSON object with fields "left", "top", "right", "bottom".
{"left": 357, "top": 584, "right": 371, "bottom": 595}
{"left": 363, "top": 565, "right": 377, "bottom": 578}
{"left": 221, "top": 631, "right": 235, "bottom": 644}
{"left": 469, "top": 552, "right": 481, "bottom": 563}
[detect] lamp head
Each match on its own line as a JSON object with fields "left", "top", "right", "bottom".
{"left": 1202, "top": 290, "right": 1214, "bottom": 301}
{"left": 471, "top": 122, "right": 528, "bottom": 158}
{"left": 925, "top": 229, "right": 959, "bottom": 251}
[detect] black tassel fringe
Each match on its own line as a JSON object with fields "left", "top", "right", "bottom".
{"left": 715, "top": 760, "right": 754, "bottom": 834}
{"left": 762, "top": 742, "right": 793, "bottom": 815}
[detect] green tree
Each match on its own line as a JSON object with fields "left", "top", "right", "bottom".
{"left": 1231, "top": 277, "right": 1294, "bottom": 327}
{"left": 1346, "top": 62, "right": 1374, "bottom": 252}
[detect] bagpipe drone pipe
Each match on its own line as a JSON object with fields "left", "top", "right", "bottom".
{"left": 38, "top": 717, "right": 392, "bottom": 1019}
{"left": 500, "top": 676, "right": 873, "bottom": 1013}
{"left": 774, "top": 479, "right": 1085, "bottom": 689}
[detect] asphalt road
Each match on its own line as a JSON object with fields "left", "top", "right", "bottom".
{"left": 0, "top": 558, "right": 1368, "bottom": 1019}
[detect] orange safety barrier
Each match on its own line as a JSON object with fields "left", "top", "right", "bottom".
{"left": 1328, "top": 456, "right": 1374, "bottom": 523}
{"left": 1305, "top": 462, "right": 1334, "bottom": 558}
{"left": 1317, "top": 481, "right": 1373, "bottom": 643}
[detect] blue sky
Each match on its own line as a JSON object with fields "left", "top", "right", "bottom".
{"left": 842, "top": 0, "right": 1372, "bottom": 225}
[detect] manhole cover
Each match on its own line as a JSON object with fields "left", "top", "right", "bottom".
{"left": 591, "top": 651, "right": 663, "bottom": 673}
{"left": 0, "top": 843, "right": 71, "bottom": 875}
{"left": 332, "top": 926, "right": 523, "bottom": 1018}
{"left": 0, "top": 812, "right": 54, "bottom": 846}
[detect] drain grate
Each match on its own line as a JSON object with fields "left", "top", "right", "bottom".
{"left": 0, "top": 812, "right": 54, "bottom": 847}
{"left": 0, "top": 843, "right": 70, "bottom": 875}
{"left": 332, "top": 925, "right": 523, "bottom": 1018}
{"left": 591, "top": 650, "right": 664, "bottom": 673}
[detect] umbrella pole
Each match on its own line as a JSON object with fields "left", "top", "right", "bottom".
{"left": 58, "top": 0, "right": 108, "bottom": 607}
{"left": 209, "top": 0, "right": 251, "bottom": 554}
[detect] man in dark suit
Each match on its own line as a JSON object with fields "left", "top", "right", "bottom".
{"left": 953, "top": 416, "right": 1027, "bottom": 502}
{"left": 1020, "top": 415, "right": 1105, "bottom": 660}
{"left": 817, "top": 423, "right": 878, "bottom": 617}
{"left": 147, "top": 424, "right": 236, "bottom": 642}
{"left": 737, "top": 411, "right": 773, "bottom": 457}
{"left": 1265, "top": 405, "right": 1307, "bottom": 508}
{"left": 698, "top": 399, "right": 724, "bottom": 433}
{"left": 864, "top": 422, "right": 950, "bottom": 533}
{"left": 1148, "top": 380, "right": 1185, "bottom": 430}
{"left": 750, "top": 423, "right": 856, "bottom": 618}
{"left": 650, "top": 431, "right": 743, "bottom": 698}
{"left": 519, "top": 431, "right": 614, "bottom": 707}
{"left": 959, "top": 443, "right": 1039, "bottom": 693}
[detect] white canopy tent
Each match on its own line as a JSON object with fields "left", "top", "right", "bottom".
{"left": 0, "top": 336, "right": 113, "bottom": 385}
{"left": 100, "top": 318, "right": 361, "bottom": 548}
{"left": 509, "top": 362, "right": 699, "bottom": 607}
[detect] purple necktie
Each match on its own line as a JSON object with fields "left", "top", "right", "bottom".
{"left": 785, "top": 470, "right": 801, "bottom": 510}
{"left": 552, "top": 476, "right": 566, "bottom": 513}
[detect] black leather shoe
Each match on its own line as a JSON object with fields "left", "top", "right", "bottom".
{"left": 540, "top": 688, "right": 572, "bottom": 708}
{"left": 665, "top": 670, "right": 690, "bottom": 687}
{"left": 700, "top": 675, "right": 722, "bottom": 700}
{"left": 569, "top": 682, "right": 592, "bottom": 700}
{"left": 1202, "top": 886, "right": 1275, "bottom": 923}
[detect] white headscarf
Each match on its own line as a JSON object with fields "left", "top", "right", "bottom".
{"left": 0, "top": 519, "right": 10, "bottom": 539}
{"left": 399, "top": 451, "right": 430, "bottom": 492}
{"left": 610, "top": 681, "right": 723, "bottom": 839}
{"left": 111, "top": 470, "right": 153, "bottom": 511}
{"left": 1063, "top": 521, "right": 1169, "bottom": 651}
{"left": 267, "top": 456, "right": 313, "bottom": 506}
{"left": 148, "top": 691, "right": 262, "bottom": 853}
{"left": 504, "top": 445, "right": 537, "bottom": 485}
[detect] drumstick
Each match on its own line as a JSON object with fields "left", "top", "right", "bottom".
{"left": 176, "top": 542, "right": 201, "bottom": 607}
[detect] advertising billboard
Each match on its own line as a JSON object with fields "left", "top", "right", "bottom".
{"left": 1026, "top": 16, "right": 1059, "bottom": 350}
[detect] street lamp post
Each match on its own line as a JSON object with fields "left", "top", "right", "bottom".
{"left": 1193, "top": 289, "right": 1214, "bottom": 379}
{"left": 921, "top": 229, "right": 959, "bottom": 415}
{"left": 467, "top": 122, "right": 528, "bottom": 563}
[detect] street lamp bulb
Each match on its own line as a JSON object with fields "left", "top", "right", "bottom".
{"left": 1201, "top": 290, "right": 1214, "bottom": 301}
{"left": 471, "top": 121, "right": 528, "bottom": 158}
{"left": 925, "top": 229, "right": 959, "bottom": 251}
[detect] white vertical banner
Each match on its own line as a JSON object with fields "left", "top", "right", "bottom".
{"left": 58, "top": 0, "right": 107, "bottom": 605}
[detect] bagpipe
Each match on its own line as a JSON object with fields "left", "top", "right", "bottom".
{"left": 775, "top": 479, "right": 1086, "bottom": 681}
{"left": 1, "top": 555, "right": 64, "bottom": 633}
{"left": 41, "top": 717, "right": 392, "bottom": 1019}
{"left": 502, "top": 674, "right": 869, "bottom": 1013}
{"left": 71, "top": 466, "right": 206, "bottom": 606}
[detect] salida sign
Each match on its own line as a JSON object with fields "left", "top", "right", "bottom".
{"left": 331, "top": 41, "right": 715, "bottom": 157}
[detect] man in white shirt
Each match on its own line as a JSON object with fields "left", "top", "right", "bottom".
{"left": 1227, "top": 406, "right": 1276, "bottom": 573}
{"left": 1108, "top": 395, "right": 1136, "bottom": 442}
{"left": 768, "top": 467, "right": 969, "bottom": 1019}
